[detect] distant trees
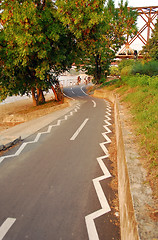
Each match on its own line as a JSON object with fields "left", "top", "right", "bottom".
{"left": 0, "top": 0, "right": 76, "bottom": 105}
{"left": 56, "top": 0, "right": 138, "bottom": 83}
{"left": 142, "top": 19, "right": 158, "bottom": 61}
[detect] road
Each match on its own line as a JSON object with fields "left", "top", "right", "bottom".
{"left": 0, "top": 85, "right": 120, "bottom": 240}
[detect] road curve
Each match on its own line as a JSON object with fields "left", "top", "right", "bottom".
{"left": 0, "top": 85, "right": 120, "bottom": 240}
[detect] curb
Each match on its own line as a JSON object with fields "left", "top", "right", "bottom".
{"left": 93, "top": 89, "right": 139, "bottom": 240}
{"left": 93, "top": 89, "right": 158, "bottom": 240}
{"left": 0, "top": 136, "right": 21, "bottom": 151}
{"left": 0, "top": 99, "right": 79, "bottom": 152}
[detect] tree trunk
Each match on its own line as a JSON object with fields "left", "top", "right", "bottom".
{"left": 51, "top": 84, "right": 64, "bottom": 103}
{"left": 36, "top": 87, "right": 40, "bottom": 106}
{"left": 31, "top": 87, "right": 38, "bottom": 106}
{"left": 37, "top": 87, "right": 45, "bottom": 104}
{"left": 39, "top": 89, "right": 45, "bottom": 104}
{"left": 51, "top": 85, "right": 58, "bottom": 101}
{"left": 95, "top": 54, "right": 101, "bottom": 83}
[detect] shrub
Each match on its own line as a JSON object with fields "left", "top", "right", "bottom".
{"left": 118, "top": 59, "right": 135, "bottom": 72}
{"left": 110, "top": 66, "right": 119, "bottom": 76}
{"left": 131, "top": 61, "right": 158, "bottom": 76}
{"left": 120, "top": 65, "right": 132, "bottom": 76}
{"left": 122, "top": 74, "right": 158, "bottom": 88}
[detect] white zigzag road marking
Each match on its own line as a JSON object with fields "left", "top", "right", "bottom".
{"left": 106, "top": 109, "right": 111, "bottom": 114}
{"left": 85, "top": 102, "right": 112, "bottom": 240}
{"left": 104, "top": 120, "right": 112, "bottom": 126}
{"left": 0, "top": 104, "right": 80, "bottom": 164}
{"left": 101, "top": 133, "right": 111, "bottom": 144}
{"left": 103, "top": 125, "right": 112, "bottom": 134}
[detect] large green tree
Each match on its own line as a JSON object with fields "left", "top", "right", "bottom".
{"left": 0, "top": 0, "right": 76, "bottom": 105}
{"left": 56, "top": 0, "right": 138, "bottom": 83}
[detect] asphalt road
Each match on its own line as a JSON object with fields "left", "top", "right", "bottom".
{"left": 0, "top": 85, "right": 120, "bottom": 240}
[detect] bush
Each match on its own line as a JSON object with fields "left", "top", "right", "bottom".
{"left": 120, "top": 65, "right": 132, "bottom": 76}
{"left": 131, "top": 61, "right": 158, "bottom": 76}
{"left": 118, "top": 59, "right": 135, "bottom": 72}
{"left": 122, "top": 74, "right": 158, "bottom": 88}
{"left": 110, "top": 66, "right": 119, "bottom": 76}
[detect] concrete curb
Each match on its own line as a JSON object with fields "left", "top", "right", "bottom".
{"left": 0, "top": 136, "right": 21, "bottom": 151}
{"left": 94, "top": 89, "right": 158, "bottom": 240}
{"left": 93, "top": 89, "right": 140, "bottom": 240}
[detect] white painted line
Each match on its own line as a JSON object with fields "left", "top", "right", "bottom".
{"left": 0, "top": 218, "right": 16, "bottom": 240}
{"left": 103, "top": 125, "right": 112, "bottom": 134}
{"left": 92, "top": 100, "right": 96, "bottom": 108}
{"left": 63, "top": 93, "right": 75, "bottom": 100}
{"left": 72, "top": 91, "right": 75, "bottom": 95}
{"left": 99, "top": 142, "right": 110, "bottom": 156}
{"left": 97, "top": 156, "right": 111, "bottom": 178}
{"left": 70, "top": 118, "right": 89, "bottom": 141}
{"left": 104, "top": 120, "right": 112, "bottom": 126}
{"left": 93, "top": 176, "right": 111, "bottom": 210}
{"left": 81, "top": 86, "right": 88, "bottom": 96}
{"left": 101, "top": 133, "right": 111, "bottom": 144}
{"left": 0, "top": 104, "right": 81, "bottom": 164}
{"left": 85, "top": 104, "right": 113, "bottom": 240}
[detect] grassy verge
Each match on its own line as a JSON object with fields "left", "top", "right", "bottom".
{"left": 102, "top": 74, "right": 158, "bottom": 198}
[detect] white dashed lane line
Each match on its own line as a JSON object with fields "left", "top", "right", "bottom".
{"left": 92, "top": 100, "right": 96, "bottom": 108}
{"left": 70, "top": 118, "right": 89, "bottom": 141}
{"left": 0, "top": 218, "right": 16, "bottom": 240}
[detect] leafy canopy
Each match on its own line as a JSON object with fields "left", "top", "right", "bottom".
{"left": 56, "top": 0, "right": 138, "bottom": 82}
{"left": 0, "top": 0, "right": 76, "bottom": 102}
{"left": 143, "top": 19, "right": 158, "bottom": 61}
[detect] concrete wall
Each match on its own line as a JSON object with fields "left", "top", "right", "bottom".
{"left": 93, "top": 89, "right": 139, "bottom": 240}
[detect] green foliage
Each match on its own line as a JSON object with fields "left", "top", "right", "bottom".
{"left": 103, "top": 72, "right": 158, "bottom": 179}
{"left": 131, "top": 61, "right": 158, "bottom": 76}
{"left": 121, "top": 75, "right": 158, "bottom": 160}
{"left": 121, "top": 74, "right": 158, "bottom": 88}
{"left": 118, "top": 59, "right": 158, "bottom": 77}
{"left": 120, "top": 65, "right": 132, "bottom": 76}
{"left": 117, "top": 58, "right": 135, "bottom": 77}
{"left": 142, "top": 19, "right": 158, "bottom": 61}
{"left": 0, "top": 0, "right": 77, "bottom": 103}
{"left": 107, "top": 74, "right": 158, "bottom": 184}
{"left": 118, "top": 59, "right": 135, "bottom": 72}
{"left": 110, "top": 66, "right": 119, "bottom": 76}
{"left": 56, "top": 0, "right": 138, "bottom": 83}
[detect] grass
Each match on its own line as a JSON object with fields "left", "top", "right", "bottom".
{"left": 101, "top": 74, "right": 158, "bottom": 197}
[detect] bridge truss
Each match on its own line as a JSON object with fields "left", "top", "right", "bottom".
{"left": 117, "top": 6, "right": 158, "bottom": 58}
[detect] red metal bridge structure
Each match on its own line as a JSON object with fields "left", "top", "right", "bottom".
{"left": 117, "top": 6, "right": 158, "bottom": 59}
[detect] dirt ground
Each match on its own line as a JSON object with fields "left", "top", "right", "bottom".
{"left": 0, "top": 93, "right": 69, "bottom": 132}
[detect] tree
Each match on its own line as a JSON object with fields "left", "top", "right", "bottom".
{"left": 142, "top": 19, "right": 158, "bottom": 61}
{"left": 0, "top": 0, "right": 76, "bottom": 105}
{"left": 56, "top": 0, "right": 138, "bottom": 83}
